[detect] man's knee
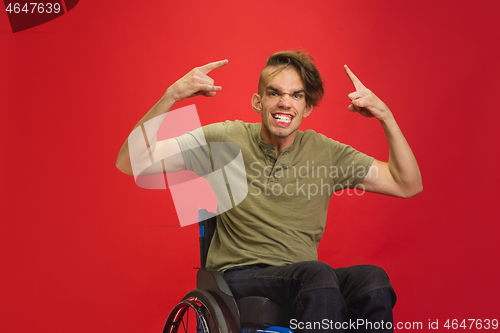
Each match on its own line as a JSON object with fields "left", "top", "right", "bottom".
{"left": 295, "top": 261, "right": 340, "bottom": 292}
{"left": 358, "top": 265, "right": 391, "bottom": 285}
{"left": 339, "top": 265, "right": 390, "bottom": 284}
{"left": 336, "top": 265, "right": 394, "bottom": 303}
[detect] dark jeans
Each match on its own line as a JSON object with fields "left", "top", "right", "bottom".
{"left": 223, "top": 261, "right": 396, "bottom": 333}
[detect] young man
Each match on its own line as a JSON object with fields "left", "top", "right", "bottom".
{"left": 116, "top": 51, "right": 422, "bottom": 332}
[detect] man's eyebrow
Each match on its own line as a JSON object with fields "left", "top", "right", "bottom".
{"left": 265, "top": 85, "right": 306, "bottom": 94}
{"left": 266, "top": 85, "right": 280, "bottom": 92}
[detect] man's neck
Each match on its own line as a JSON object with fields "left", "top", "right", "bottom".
{"left": 259, "top": 123, "right": 297, "bottom": 156}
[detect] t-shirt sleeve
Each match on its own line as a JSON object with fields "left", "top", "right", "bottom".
{"left": 174, "top": 122, "right": 226, "bottom": 177}
{"left": 329, "top": 139, "right": 374, "bottom": 189}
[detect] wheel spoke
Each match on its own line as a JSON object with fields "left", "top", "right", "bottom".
{"left": 180, "top": 307, "right": 187, "bottom": 333}
{"left": 163, "top": 291, "right": 227, "bottom": 333}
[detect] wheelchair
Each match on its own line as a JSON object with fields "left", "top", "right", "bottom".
{"left": 162, "top": 210, "right": 294, "bottom": 333}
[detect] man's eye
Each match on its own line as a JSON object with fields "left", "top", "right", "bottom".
{"left": 293, "top": 94, "right": 303, "bottom": 99}
{"left": 269, "top": 92, "right": 278, "bottom": 97}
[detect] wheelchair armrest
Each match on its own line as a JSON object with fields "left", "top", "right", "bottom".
{"left": 197, "top": 268, "right": 241, "bottom": 332}
{"left": 197, "top": 268, "right": 233, "bottom": 297}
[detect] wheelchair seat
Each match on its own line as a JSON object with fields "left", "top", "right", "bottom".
{"left": 162, "top": 210, "right": 293, "bottom": 333}
{"left": 237, "top": 296, "right": 288, "bottom": 328}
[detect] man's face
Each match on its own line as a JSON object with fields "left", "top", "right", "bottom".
{"left": 253, "top": 66, "right": 312, "bottom": 144}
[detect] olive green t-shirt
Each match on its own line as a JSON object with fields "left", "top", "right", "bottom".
{"left": 176, "top": 121, "right": 373, "bottom": 272}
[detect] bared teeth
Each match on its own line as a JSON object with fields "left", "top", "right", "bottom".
{"left": 273, "top": 114, "right": 292, "bottom": 123}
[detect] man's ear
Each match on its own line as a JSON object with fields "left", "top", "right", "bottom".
{"left": 303, "top": 105, "right": 313, "bottom": 118}
{"left": 251, "top": 93, "right": 262, "bottom": 114}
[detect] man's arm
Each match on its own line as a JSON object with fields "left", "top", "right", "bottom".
{"left": 344, "top": 65, "right": 423, "bottom": 198}
{"left": 115, "top": 60, "right": 228, "bottom": 176}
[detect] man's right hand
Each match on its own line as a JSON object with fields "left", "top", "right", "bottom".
{"left": 165, "top": 60, "right": 229, "bottom": 102}
{"left": 116, "top": 59, "right": 228, "bottom": 176}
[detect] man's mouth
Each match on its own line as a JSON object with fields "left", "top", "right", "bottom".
{"left": 272, "top": 113, "right": 293, "bottom": 124}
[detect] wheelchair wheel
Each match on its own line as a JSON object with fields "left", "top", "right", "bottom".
{"left": 163, "top": 289, "right": 228, "bottom": 333}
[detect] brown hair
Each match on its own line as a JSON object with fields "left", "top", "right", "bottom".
{"left": 259, "top": 50, "right": 324, "bottom": 107}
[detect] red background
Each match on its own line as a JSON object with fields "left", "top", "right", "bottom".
{"left": 1, "top": 1, "right": 499, "bottom": 332}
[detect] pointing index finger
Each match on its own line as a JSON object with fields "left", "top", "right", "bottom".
{"left": 199, "top": 59, "right": 229, "bottom": 74}
{"left": 344, "top": 65, "right": 365, "bottom": 91}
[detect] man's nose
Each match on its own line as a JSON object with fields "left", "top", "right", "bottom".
{"left": 279, "top": 94, "right": 292, "bottom": 108}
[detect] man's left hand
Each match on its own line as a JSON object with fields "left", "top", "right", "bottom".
{"left": 344, "top": 65, "right": 392, "bottom": 122}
